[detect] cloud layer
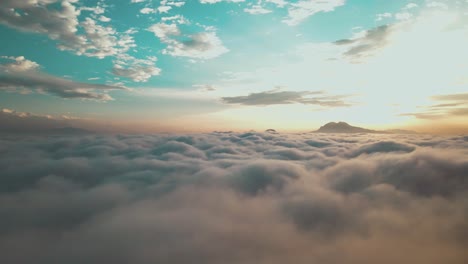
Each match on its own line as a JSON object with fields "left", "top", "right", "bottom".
{"left": 0, "top": 132, "right": 467, "bottom": 263}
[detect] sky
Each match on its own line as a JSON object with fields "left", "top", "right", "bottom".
{"left": 0, "top": 0, "right": 468, "bottom": 133}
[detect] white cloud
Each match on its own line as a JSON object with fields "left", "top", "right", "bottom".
{"left": 376, "top": 12, "right": 392, "bottom": 21}
{"left": 148, "top": 23, "right": 181, "bottom": 40}
{"left": 266, "top": 0, "right": 287, "bottom": 8}
{"left": 99, "top": 15, "right": 111, "bottom": 22}
{"left": 244, "top": 5, "right": 272, "bottom": 15}
{"left": 0, "top": 56, "right": 40, "bottom": 72}
{"left": 200, "top": 0, "right": 245, "bottom": 3}
{"left": 426, "top": 1, "right": 449, "bottom": 9}
{"left": 395, "top": 12, "right": 413, "bottom": 20}
{"left": 140, "top": 7, "right": 157, "bottom": 14}
{"left": 283, "top": 0, "right": 346, "bottom": 26}
{"left": 158, "top": 5, "right": 172, "bottom": 13}
{"left": 404, "top": 3, "right": 419, "bottom": 10}
{"left": 112, "top": 58, "right": 161, "bottom": 83}
{"left": 161, "top": 15, "right": 189, "bottom": 24}
{"left": 149, "top": 23, "right": 229, "bottom": 60}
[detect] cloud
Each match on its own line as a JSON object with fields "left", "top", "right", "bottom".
{"left": 266, "top": 0, "right": 287, "bottom": 8}
{"left": 0, "top": 56, "right": 124, "bottom": 100}
{"left": 0, "top": 1, "right": 160, "bottom": 82}
{"left": 0, "top": 1, "right": 129, "bottom": 59}
{"left": 200, "top": 0, "right": 343, "bottom": 25}
{"left": 221, "top": 89, "right": 352, "bottom": 107}
{"left": 0, "top": 132, "right": 467, "bottom": 263}
{"left": 112, "top": 56, "right": 161, "bottom": 82}
{"left": 283, "top": 0, "right": 346, "bottom": 26}
{"left": 376, "top": 13, "right": 392, "bottom": 21}
{"left": 348, "top": 141, "right": 416, "bottom": 157}
{"left": 244, "top": 5, "right": 272, "bottom": 15}
{"left": 0, "top": 108, "right": 76, "bottom": 133}
{"left": 402, "top": 93, "right": 468, "bottom": 120}
{"left": 334, "top": 25, "right": 392, "bottom": 62}
{"left": 140, "top": 7, "right": 157, "bottom": 14}
{"left": 432, "top": 93, "right": 468, "bottom": 101}
{"left": 0, "top": 1, "right": 84, "bottom": 51}
{"left": 193, "top": 84, "right": 217, "bottom": 91}
{"left": 200, "top": 0, "right": 245, "bottom": 4}
{"left": 0, "top": 56, "right": 39, "bottom": 72}
{"left": 149, "top": 23, "right": 229, "bottom": 60}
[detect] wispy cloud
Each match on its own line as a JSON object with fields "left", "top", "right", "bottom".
{"left": 283, "top": 0, "right": 346, "bottom": 26}
{"left": 222, "top": 89, "right": 353, "bottom": 107}
{"left": 402, "top": 93, "right": 468, "bottom": 119}
{"left": 334, "top": 25, "right": 392, "bottom": 62}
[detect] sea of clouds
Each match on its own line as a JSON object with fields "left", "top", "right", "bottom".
{"left": 1, "top": 131, "right": 467, "bottom": 264}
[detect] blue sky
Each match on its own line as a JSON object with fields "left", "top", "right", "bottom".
{"left": 1, "top": 0, "right": 467, "bottom": 133}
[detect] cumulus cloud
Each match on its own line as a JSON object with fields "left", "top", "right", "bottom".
{"left": 0, "top": 1, "right": 126, "bottom": 59}
{"left": 112, "top": 56, "right": 161, "bottom": 82}
{"left": 221, "top": 89, "right": 352, "bottom": 107}
{"left": 0, "top": 132, "right": 467, "bottom": 263}
{"left": 0, "top": 0, "right": 160, "bottom": 82}
{"left": 0, "top": 56, "right": 124, "bottom": 100}
{"left": 0, "top": 0, "right": 84, "bottom": 50}
{"left": 0, "top": 56, "right": 39, "bottom": 72}
{"left": 148, "top": 23, "right": 229, "bottom": 60}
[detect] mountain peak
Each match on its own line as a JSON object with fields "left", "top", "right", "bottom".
{"left": 316, "top": 122, "right": 374, "bottom": 133}
{"left": 315, "top": 122, "right": 418, "bottom": 134}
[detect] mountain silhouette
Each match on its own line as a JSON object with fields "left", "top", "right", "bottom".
{"left": 315, "top": 122, "right": 417, "bottom": 134}
{"left": 316, "top": 122, "right": 375, "bottom": 133}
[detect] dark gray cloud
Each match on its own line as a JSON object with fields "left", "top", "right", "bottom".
{"left": 0, "top": 0, "right": 85, "bottom": 53}
{"left": 0, "top": 73, "right": 121, "bottom": 100}
{"left": 335, "top": 25, "right": 392, "bottom": 62}
{"left": 222, "top": 90, "right": 352, "bottom": 107}
{"left": 0, "top": 1, "right": 135, "bottom": 59}
{"left": 0, "top": 56, "right": 124, "bottom": 100}
{"left": 0, "top": 132, "right": 467, "bottom": 263}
